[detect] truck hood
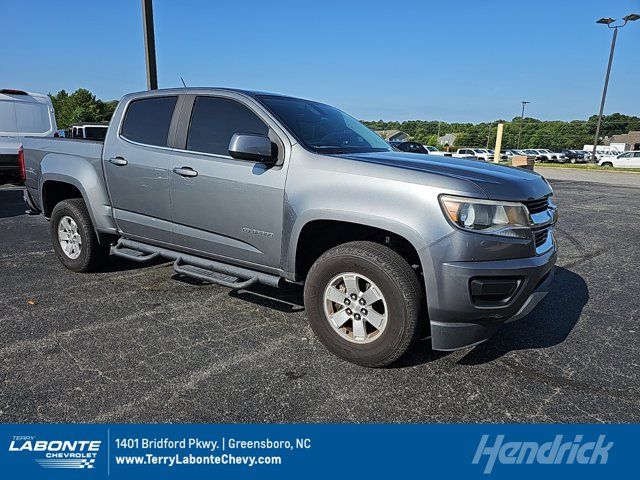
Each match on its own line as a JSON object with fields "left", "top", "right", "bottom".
{"left": 338, "top": 151, "right": 552, "bottom": 201}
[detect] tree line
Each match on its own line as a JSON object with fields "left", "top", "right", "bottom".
{"left": 47, "top": 89, "right": 639, "bottom": 149}
{"left": 363, "top": 113, "right": 640, "bottom": 149}
{"left": 49, "top": 89, "right": 118, "bottom": 130}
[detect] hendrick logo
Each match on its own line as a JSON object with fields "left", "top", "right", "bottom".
{"left": 9, "top": 436, "right": 101, "bottom": 469}
{"left": 472, "top": 434, "right": 613, "bottom": 474}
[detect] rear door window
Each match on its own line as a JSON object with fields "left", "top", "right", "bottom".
{"left": 121, "top": 96, "right": 177, "bottom": 147}
{"left": 186, "top": 96, "right": 268, "bottom": 156}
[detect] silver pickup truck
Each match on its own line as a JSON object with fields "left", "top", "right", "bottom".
{"left": 22, "top": 88, "right": 557, "bottom": 367}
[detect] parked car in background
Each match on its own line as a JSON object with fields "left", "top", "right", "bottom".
{"left": 533, "top": 149, "right": 558, "bottom": 162}
{"left": 503, "top": 149, "right": 527, "bottom": 157}
{"left": 574, "top": 150, "right": 595, "bottom": 161}
{"left": 551, "top": 149, "right": 585, "bottom": 163}
{"left": 454, "top": 148, "right": 492, "bottom": 161}
{"left": 390, "top": 141, "right": 429, "bottom": 154}
{"left": 0, "top": 89, "right": 57, "bottom": 177}
{"left": 507, "top": 148, "right": 527, "bottom": 157}
{"left": 487, "top": 149, "right": 508, "bottom": 160}
{"left": 523, "top": 149, "right": 543, "bottom": 161}
{"left": 66, "top": 123, "right": 109, "bottom": 141}
{"left": 21, "top": 87, "right": 557, "bottom": 367}
{"left": 547, "top": 149, "right": 569, "bottom": 163}
{"left": 598, "top": 151, "right": 640, "bottom": 168}
{"left": 425, "top": 145, "right": 453, "bottom": 156}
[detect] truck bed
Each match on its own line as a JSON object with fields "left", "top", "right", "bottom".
{"left": 22, "top": 136, "right": 106, "bottom": 204}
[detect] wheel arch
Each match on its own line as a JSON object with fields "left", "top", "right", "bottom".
{"left": 288, "top": 212, "right": 426, "bottom": 281}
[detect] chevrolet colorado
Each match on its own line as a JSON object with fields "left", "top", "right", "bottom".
{"left": 22, "top": 88, "right": 557, "bottom": 367}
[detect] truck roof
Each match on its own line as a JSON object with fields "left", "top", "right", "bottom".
{"left": 0, "top": 89, "right": 51, "bottom": 101}
{"left": 121, "top": 87, "right": 304, "bottom": 102}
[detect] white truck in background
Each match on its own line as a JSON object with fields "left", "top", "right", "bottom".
{"left": 0, "top": 89, "right": 57, "bottom": 177}
{"left": 454, "top": 148, "right": 492, "bottom": 161}
{"left": 583, "top": 144, "right": 623, "bottom": 159}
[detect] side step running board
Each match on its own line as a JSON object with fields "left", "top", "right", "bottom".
{"left": 110, "top": 239, "right": 282, "bottom": 290}
{"left": 111, "top": 243, "right": 160, "bottom": 262}
{"left": 173, "top": 258, "right": 257, "bottom": 289}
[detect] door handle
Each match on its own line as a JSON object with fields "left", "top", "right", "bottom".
{"left": 173, "top": 166, "right": 198, "bottom": 178}
{"left": 108, "top": 157, "right": 128, "bottom": 166}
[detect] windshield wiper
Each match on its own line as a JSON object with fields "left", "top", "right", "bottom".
{"left": 312, "top": 146, "right": 353, "bottom": 154}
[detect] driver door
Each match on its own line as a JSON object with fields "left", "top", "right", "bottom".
{"left": 168, "top": 94, "right": 288, "bottom": 269}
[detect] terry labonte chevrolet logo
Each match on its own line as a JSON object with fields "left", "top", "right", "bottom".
{"left": 9, "top": 435, "right": 100, "bottom": 469}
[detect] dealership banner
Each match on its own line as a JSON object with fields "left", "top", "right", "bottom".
{"left": 0, "top": 424, "right": 634, "bottom": 479}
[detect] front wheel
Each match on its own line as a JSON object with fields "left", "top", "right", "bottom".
{"left": 304, "top": 241, "right": 424, "bottom": 367}
{"left": 601, "top": 162, "right": 613, "bottom": 168}
{"left": 50, "top": 198, "right": 110, "bottom": 272}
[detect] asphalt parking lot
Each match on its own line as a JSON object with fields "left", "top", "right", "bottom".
{"left": 1, "top": 168, "right": 639, "bottom": 423}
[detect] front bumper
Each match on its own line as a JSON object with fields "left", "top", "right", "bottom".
{"left": 421, "top": 229, "right": 557, "bottom": 351}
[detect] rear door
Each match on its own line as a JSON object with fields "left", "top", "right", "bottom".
{"left": 103, "top": 95, "right": 180, "bottom": 244}
{"left": 613, "top": 152, "right": 632, "bottom": 167}
{"left": 630, "top": 152, "right": 640, "bottom": 168}
{"left": 168, "top": 93, "right": 288, "bottom": 269}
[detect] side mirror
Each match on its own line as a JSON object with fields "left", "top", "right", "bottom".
{"left": 228, "top": 134, "right": 276, "bottom": 164}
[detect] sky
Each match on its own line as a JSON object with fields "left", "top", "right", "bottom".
{"left": 2, "top": 0, "right": 639, "bottom": 122}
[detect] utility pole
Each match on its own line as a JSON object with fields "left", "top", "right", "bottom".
{"left": 485, "top": 123, "right": 492, "bottom": 149}
{"left": 517, "top": 101, "right": 530, "bottom": 149}
{"left": 591, "top": 14, "right": 639, "bottom": 162}
{"left": 493, "top": 123, "right": 504, "bottom": 163}
{"left": 141, "top": 0, "right": 158, "bottom": 90}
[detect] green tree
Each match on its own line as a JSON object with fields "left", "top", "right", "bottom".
{"left": 49, "top": 89, "right": 117, "bottom": 130}
{"left": 363, "top": 113, "right": 640, "bottom": 150}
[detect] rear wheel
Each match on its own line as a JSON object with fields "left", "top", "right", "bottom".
{"left": 50, "top": 199, "right": 110, "bottom": 272}
{"left": 304, "top": 241, "right": 423, "bottom": 367}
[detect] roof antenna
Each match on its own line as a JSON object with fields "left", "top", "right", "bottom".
{"left": 180, "top": 76, "right": 187, "bottom": 87}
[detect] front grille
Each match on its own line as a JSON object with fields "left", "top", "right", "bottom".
{"left": 534, "top": 228, "right": 549, "bottom": 248}
{"left": 523, "top": 196, "right": 549, "bottom": 214}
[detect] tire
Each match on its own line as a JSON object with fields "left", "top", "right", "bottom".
{"left": 601, "top": 162, "right": 613, "bottom": 168}
{"left": 50, "top": 198, "right": 110, "bottom": 272}
{"left": 304, "top": 241, "right": 424, "bottom": 367}
{"left": 570, "top": 158, "right": 577, "bottom": 164}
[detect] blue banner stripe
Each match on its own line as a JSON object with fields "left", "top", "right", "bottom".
{"left": 0, "top": 424, "right": 636, "bottom": 479}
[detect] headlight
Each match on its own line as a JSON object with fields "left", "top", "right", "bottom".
{"left": 439, "top": 195, "right": 531, "bottom": 239}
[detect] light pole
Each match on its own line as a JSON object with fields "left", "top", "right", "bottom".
{"left": 517, "top": 101, "right": 530, "bottom": 149}
{"left": 141, "top": 0, "right": 158, "bottom": 90}
{"left": 591, "top": 14, "right": 639, "bottom": 162}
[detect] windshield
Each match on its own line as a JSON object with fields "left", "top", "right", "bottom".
{"left": 258, "top": 95, "right": 391, "bottom": 154}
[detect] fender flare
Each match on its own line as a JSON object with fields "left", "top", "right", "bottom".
{"left": 285, "top": 209, "right": 428, "bottom": 276}
{"left": 39, "top": 153, "right": 117, "bottom": 236}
